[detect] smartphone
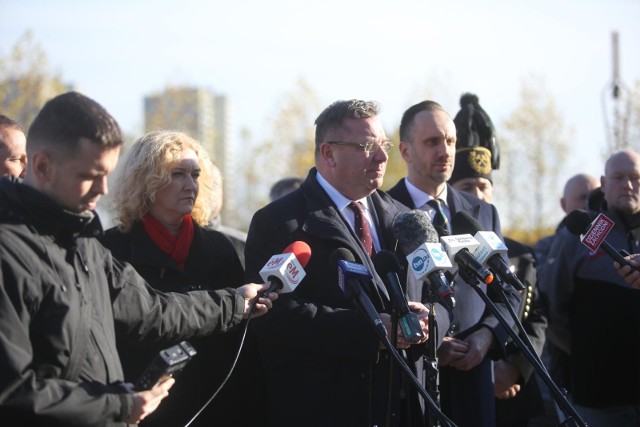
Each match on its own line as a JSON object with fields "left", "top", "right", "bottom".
{"left": 134, "top": 341, "right": 197, "bottom": 391}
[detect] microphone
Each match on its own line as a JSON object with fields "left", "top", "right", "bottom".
{"left": 565, "top": 209, "right": 633, "bottom": 268}
{"left": 372, "top": 250, "right": 425, "bottom": 343}
{"left": 329, "top": 248, "right": 387, "bottom": 337}
{"left": 259, "top": 240, "right": 311, "bottom": 294}
{"left": 392, "top": 210, "right": 456, "bottom": 312}
{"left": 452, "top": 211, "right": 525, "bottom": 291}
{"left": 440, "top": 233, "right": 494, "bottom": 285}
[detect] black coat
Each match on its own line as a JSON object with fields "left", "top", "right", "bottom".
{"left": 100, "top": 221, "right": 264, "bottom": 427}
{"left": 245, "top": 168, "right": 437, "bottom": 427}
{"left": 0, "top": 177, "right": 245, "bottom": 427}
{"left": 495, "top": 238, "right": 547, "bottom": 426}
{"left": 387, "top": 178, "right": 521, "bottom": 427}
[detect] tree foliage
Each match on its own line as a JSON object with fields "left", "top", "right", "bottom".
{"left": 494, "top": 75, "right": 572, "bottom": 234}
{"left": 243, "top": 79, "right": 321, "bottom": 217}
{"left": 0, "top": 31, "right": 68, "bottom": 129}
{"left": 381, "top": 126, "right": 408, "bottom": 191}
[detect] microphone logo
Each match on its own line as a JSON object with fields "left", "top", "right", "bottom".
{"left": 285, "top": 261, "right": 303, "bottom": 285}
{"left": 266, "top": 254, "right": 287, "bottom": 269}
{"left": 407, "top": 243, "right": 452, "bottom": 280}
{"left": 581, "top": 213, "right": 614, "bottom": 251}
{"left": 411, "top": 247, "right": 430, "bottom": 272}
{"left": 430, "top": 245, "right": 446, "bottom": 262}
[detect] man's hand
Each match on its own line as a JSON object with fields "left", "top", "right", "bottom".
{"left": 437, "top": 336, "right": 469, "bottom": 366}
{"left": 237, "top": 283, "right": 278, "bottom": 318}
{"left": 494, "top": 359, "right": 522, "bottom": 399}
{"left": 448, "top": 327, "right": 493, "bottom": 371}
{"left": 408, "top": 301, "right": 430, "bottom": 344}
{"left": 126, "top": 376, "right": 175, "bottom": 424}
{"left": 614, "top": 254, "right": 640, "bottom": 289}
{"left": 377, "top": 302, "right": 431, "bottom": 349}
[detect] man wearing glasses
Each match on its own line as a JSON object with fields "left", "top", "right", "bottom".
{"left": 245, "top": 99, "right": 434, "bottom": 426}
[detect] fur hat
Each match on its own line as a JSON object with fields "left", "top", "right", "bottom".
{"left": 453, "top": 93, "right": 500, "bottom": 170}
{"left": 450, "top": 146, "right": 493, "bottom": 184}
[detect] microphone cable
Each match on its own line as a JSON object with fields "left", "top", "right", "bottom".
{"left": 183, "top": 298, "right": 260, "bottom": 427}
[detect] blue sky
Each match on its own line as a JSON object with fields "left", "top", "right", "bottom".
{"left": 2, "top": 0, "right": 639, "bottom": 223}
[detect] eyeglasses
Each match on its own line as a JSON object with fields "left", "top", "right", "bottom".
{"left": 327, "top": 140, "right": 394, "bottom": 154}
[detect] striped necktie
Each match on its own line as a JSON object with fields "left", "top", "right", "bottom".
{"left": 348, "top": 201, "right": 373, "bottom": 256}
{"left": 427, "top": 199, "right": 449, "bottom": 236}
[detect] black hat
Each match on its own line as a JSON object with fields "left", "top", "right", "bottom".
{"left": 453, "top": 93, "right": 500, "bottom": 170}
{"left": 450, "top": 146, "right": 493, "bottom": 185}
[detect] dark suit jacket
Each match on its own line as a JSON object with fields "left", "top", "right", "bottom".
{"left": 245, "top": 168, "right": 432, "bottom": 427}
{"left": 387, "top": 178, "right": 521, "bottom": 427}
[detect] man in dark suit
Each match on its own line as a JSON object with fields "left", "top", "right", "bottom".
{"left": 387, "top": 100, "right": 520, "bottom": 427}
{"left": 245, "top": 99, "right": 436, "bottom": 427}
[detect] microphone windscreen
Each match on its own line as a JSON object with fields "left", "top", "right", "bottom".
{"left": 372, "top": 250, "right": 402, "bottom": 276}
{"left": 283, "top": 240, "right": 312, "bottom": 268}
{"left": 451, "top": 210, "right": 483, "bottom": 235}
{"left": 565, "top": 210, "right": 593, "bottom": 236}
{"left": 393, "top": 210, "right": 439, "bottom": 254}
{"left": 329, "top": 247, "right": 356, "bottom": 270}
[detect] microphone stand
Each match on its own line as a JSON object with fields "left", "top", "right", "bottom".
{"left": 374, "top": 323, "right": 457, "bottom": 427}
{"left": 387, "top": 307, "right": 400, "bottom": 427}
{"left": 458, "top": 270, "right": 587, "bottom": 427}
{"left": 422, "top": 282, "right": 442, "bottom": 427}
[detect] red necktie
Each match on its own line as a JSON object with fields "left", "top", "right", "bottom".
{"left": 349, "top": 201, "right": 373, "bottom": 256}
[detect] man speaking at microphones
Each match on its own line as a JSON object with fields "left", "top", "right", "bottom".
{"left": 539, "top": 150, "right": 640, "bottom": 427}
{"left": 387, "top": 97, "right": 520, "bottom": 427}
{"left": 245, "top": 100, "right": 430, "bottom": 427}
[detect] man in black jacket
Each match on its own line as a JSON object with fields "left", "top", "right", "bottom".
{"left": 540, "top": 150, "right": 640, "bottom": 426}
{"left": 387, "top": 100, "right": 520, "bottom": 427}
{"left": 245, "top": 99, "right": 435, "bottom": 427}
{"left": 0, "top": 91, "right": 276, "bottom": 426}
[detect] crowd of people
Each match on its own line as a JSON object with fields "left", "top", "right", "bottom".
{"left": 0, "top": 90, "right": 639, "bottom": 427}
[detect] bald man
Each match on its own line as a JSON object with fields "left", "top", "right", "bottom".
{"left": 535, "top": 173, "right": 600, "bottom": 266}
{"left": 0, "top": 114, "right": 27, "bottom": 178}
{"left": 539, "top": 150, "right": 640, "bottom": 427}
{"left": 561, "top": 173, "right": 601, "bottom": 214}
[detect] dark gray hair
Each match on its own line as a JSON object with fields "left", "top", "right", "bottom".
{"left": 314, "top": 99, "right": 380, "bottom": 153}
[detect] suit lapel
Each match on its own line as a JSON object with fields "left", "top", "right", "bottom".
{"left": 447, "top": 185, "right": 481, "bottom": 232}
{"left": 300, "top": 176, "right": 391, "bottom": 302}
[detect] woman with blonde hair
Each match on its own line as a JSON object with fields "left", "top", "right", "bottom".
{"left": 101, "top": 130, "right": 265, "bottom": 427}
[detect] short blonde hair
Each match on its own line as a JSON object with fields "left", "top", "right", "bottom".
{"left": 112, "top": 130, "right": 215, "bottom": 232}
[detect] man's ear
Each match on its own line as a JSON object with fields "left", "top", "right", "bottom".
{"left": 399, "top": 140, "right": 411, "bottom": 163}
{"left": 319, "top": 142, "right": 337, "bottom": 167}
{"left": 30, "top": 151, "right": 55, "bottom": 183}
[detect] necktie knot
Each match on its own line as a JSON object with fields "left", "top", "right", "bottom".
{"left": 427, "top": 199, "right": 449, "bottom": 236}
{"left": 348, "top": 201, "right": 373, "bottom": 256}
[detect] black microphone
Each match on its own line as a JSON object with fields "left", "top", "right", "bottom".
{"left": 372, "top": 250, "right": 425, "bottom": 344}
{"left": 452, "top": 211, "right": 525, "bottom": 291}
{"left": 329, "top": 248, "right": 387, "bottom": 337}
{"left": 392, "top": 210, "right": 456, "bottom": 312}
{"left": 565, "top": 209, "right": 634, "bottom": 268}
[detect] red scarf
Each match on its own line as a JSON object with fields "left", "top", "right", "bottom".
{"left": 142, "top": 213, "right": 194, "bottom": 270}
